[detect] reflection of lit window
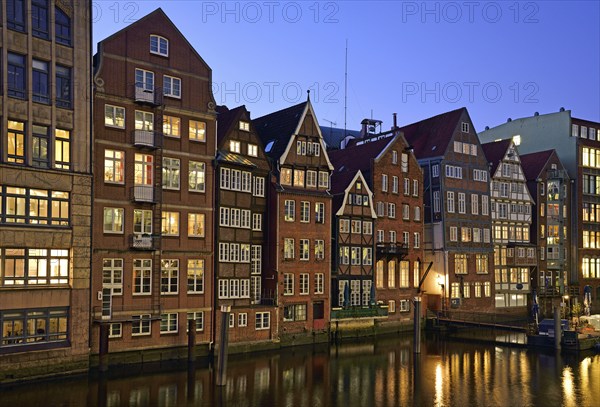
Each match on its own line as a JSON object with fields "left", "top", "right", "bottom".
{"left": 512, "top": 135, "right": 521, "bottom": 145}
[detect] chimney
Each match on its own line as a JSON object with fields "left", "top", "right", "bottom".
{"left": 393, "top": 113, "right": 397, "bottom": 129}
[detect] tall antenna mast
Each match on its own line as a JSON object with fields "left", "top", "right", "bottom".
{"left": 344, "top": 39, "right": 348, "bottom": 136}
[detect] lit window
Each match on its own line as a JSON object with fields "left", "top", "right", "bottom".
{"left": 230, "top": 140, "right": 241, "bottom": 153}
{"left": 187, "top": 260, "right": 204, "bottom": 293}
{"left": 189, "top": 120, "right": 206, "bottom": 142}
{"left": 104, "top": 150, "right": 125, "bottom": 183}
{"left": 163, "top": 116, "right": 181, "bottom": 137}
{"left": 239, "top": 121, "right": 250, "bottom": 131}
{"left": 7, "top": 120, "right": 25, "bottom": 164}
{"left": 188, "top": 213, "right": 205, "bottom": 237}
{"left": 189, "top": 161, "right": 206, "bottom": 192}
{"left": 103, "top": 207, "right": 124, "bottom": 233}
{"left": 162, "top": 157, "right": 180, "bottom": 190}
{"left": 105, "top": 105, "right": 125, "bottom": 128}
{"left": 248, "top": 144, "right": 258, "bottom": 157}
{"left": 161, "top": 211, "right": 180, "bottom": 236}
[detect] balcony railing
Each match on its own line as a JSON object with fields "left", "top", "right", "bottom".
{"left": 132, "top": 185, "right": 155, "bottom": 203}
{"left": 131, "top": 234, "right": 157, "bottom": 250}
{"left": 376, "top": 243, "right": 408, "bottom": 257}
{"left": 134, "top": 83, "right": 162, "bottom": 105}
{"left": 133, "top": 130, "right": 160, "bottom": 148}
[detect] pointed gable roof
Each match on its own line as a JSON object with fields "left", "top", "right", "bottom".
{"left": 216, "top": 105, "right": 246, "bottom": 146}
{"left": 400, "top": 108, "right": 466, "bottom": 159}
{"left": 253, "top": 101, "right": 308, "bottom": 161}
{"left": 328, "top": 135, "right": 395, "bottom": 175}
{"left": 482, "top": 139, "right": 513, "bottom": 175}
{"left": 332, "top": 170, "right": 377, "bottom": 218}
{"left": 95, "top": 8, "right": 213, "bottom": 73}
{"left": 520, "top": 150, "right": 555, "bottom": 180}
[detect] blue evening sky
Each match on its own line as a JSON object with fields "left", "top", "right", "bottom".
{"left": 93, "top": 1, "right": 600, "bottom": 132}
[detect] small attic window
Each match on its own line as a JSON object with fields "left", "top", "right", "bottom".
{"left": 461, "top": 122, "right": 469, "bottom": 133}
{"left": 265, "top": 141, "right": 275, "bottom": 152}
{"left": 239, "top": 121, "right": 250, "bottom": 131}
{"left": 150, "top": 35, "right": 169, "bottom": 57}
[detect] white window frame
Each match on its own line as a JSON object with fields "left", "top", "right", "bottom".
{"left": 163, "top": 75, "right": 181, "bottom": 98}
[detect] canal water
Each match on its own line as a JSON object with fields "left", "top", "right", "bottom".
{"left": 1, "top": 332, "right": 599, "bottom": 407}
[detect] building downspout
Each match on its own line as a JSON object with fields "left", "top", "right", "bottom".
{"left": 87, "top": 0, "right": 95, "bottom": 352}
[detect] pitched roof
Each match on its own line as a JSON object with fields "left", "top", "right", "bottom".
{"left": 216, "top": 105, "right": 245, "bottom": 146}
{"left": 520, "top": 150, "right": 555, "bottom": 180}
{"left": 328, "top": 135, "right": 395, "bottom": 176}
{"left": 399, "top": 108, "right": 466, "bottom": 159}
{"left": 252, "top": 102, "right": 308, "bottom": 161}
{"left": 321, "top": 126, "right": 361, "bottom": 150}
{"left": 481, "top": 139, "right": 513, "bottom": 175}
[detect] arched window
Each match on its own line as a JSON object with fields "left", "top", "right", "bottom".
{"left": 55, "top": 7, "right": 71, "bottom": 45}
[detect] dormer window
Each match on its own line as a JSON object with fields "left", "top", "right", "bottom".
{"left": 150, "top": 35, "right": 169, "bottom": 57}
{"left": 239, "top": 121, "right": 250, "bottom": 131}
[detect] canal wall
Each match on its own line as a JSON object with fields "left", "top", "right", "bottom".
{"left": 0, "top": 347, "right": 89, "bottom": 383}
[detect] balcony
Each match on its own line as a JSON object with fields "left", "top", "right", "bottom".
{"left": 131, "top": 234, "right": 157, "bottom": 250}
{"left": 376, "top": 243, "right": 408, "bottom": 258}
{"left": 133, "top": 130, "right": 161, "bottom": 148}
{"left": 331, "top": 306, "right": 388, "bottom": 320}
{"left": 134, "top": 84, "right": 162, "bottom": 105}
{"left": 132, "top": 185, "right": 155, "bottom": 203}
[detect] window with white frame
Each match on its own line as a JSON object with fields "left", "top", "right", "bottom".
{"left": 294, "top": 169, "right": 305, "bottom": 187}
{"left": 363, "top": 221, "right": 373, "bottom": 235}
{"left": 103, "top": 207, "right": 124, "bottom": 233}
{"left": 392, "top": 150, "right": 398, "bottom": 164}
{"left": 447, "top": 191, "right": 455, "bottom": 213}
{"left": 132, "top": 314, "right": 151, "bottom": 336}
{"left": 160, "top": 313, "right": 178, "bottom": 334}
{"left": 388, "top": 203, "right": 396, "bottom": 218}
{"left": 104, "top": 149, "right": 125, "bottom": 184}
{"left": 188, "top": 161, "right": 206, "bottom": 192}
{"left": 162, "top": 157, "right": 180, "bottom": 190}
{"left": 284, "top": 200, "right": 295, "bottom": 221}
{"left": 315, "top": 240, "right": 325, "bottom": 260}
{"left": 403, "top": 231, "right": 410, "bottom": 247}
{"left": 450, "top": 226, "right": 458, "bottom": 242}
{"left": 315, "top": 273, "right": 324, "bottom": 294}
{"left": 150, "top": 34, "right": 169, "bottom": 56}
{"left": 403, "top": 178, "right": 410, "bottom": 195}
{"left": 414, "top": 232, "right": 421, "bottom": 248}
{"left": 103, "top": 258, "right": 123, "bottom": 296}
{"left": 402, "top": 204, "right": 410, "bottom": 220}
{"left": 135, "top": 68, "right": 154, "bottom": 92}
{"left": 135, "top": 110, "right": 154, "bottom": 130}
{"left": 300, "top": 201, "right": 310, "bottom": 223}
{"left": 351, "top": 220, "right": 362, "bottom": 234}
{"left": 401, "top": 153, "right": 408, "bottom": 172}
{"left": 255, "top": 312, "right": 270, "bottom": 330}
{"left": 109, "top": 323, "right": 122, "bottom": 338}
{"left": 340, "top": 219, "right": 350, "bottom": 233}
{"left": 351, "top": 247, "right": 361, "bottom": 265}
{"left": 388, "top": 300, "right": 396, "bottom": 313}
{"left": 300, "top": 239, "right": 310, "bottom": 260}
{"left": 432, "top": 164, "right": 439, "bottom": 177}
{"left": 315, "top": 202, "right": 325, "bottom": 223}
{"left": 399, "top": 300, "right": 410, "bottom": 312}
{"left": 392, "top": 176, "right": 399, "bottom": 194}
{"left": 252, "top": 213, "right": 262, "bottom": 231}
{"left": 189, "top": 120, "right": 206, "bottom": 142}
{"left": 339, "top": 247, "right": 349, "bottom": 265}
{"left": 247, "top": 143, "right": 258, "bottom": 157}
{"left": 455, "top": 254, "right": 468, "bottom": 274}
{"left": 188, "top": 213, "right": 205, "bottom": 237}
{"left": 253, "top": 176, "right": 265, "bottom": 197}
{"left": 187, "top": 259, "right": 204, "bottom": 293}
{"left": 413, "top": 179, "right": 419, "bottom": 196}
{"left": 445, "top": 165, "right": 463, "bottom": 179}
{"left": 163, "top": 115, "right": 181, "bottom": 137}
{"left": 377, "top": 230, "right": 384, "bottom": 243}
{"left": 482, "top": 195, "right": 489, "bottom": 216}
{"left": 161, "top": 259, "right": 179, "bottom": 294}
{"left": 161, "top": 211, "right": 179, "bottom": 236}
{"left": 390, "top": 230, "right": 397, "bottom": 243}
{"left": 458, "top": 193, "right": 466, "bottom": 214}
{"left": 163, "top": 75, "right": 181, "bottom": 98}
{"left": 300, "top": 273, "right": 309, "bottom": 294}
{"left": 306, "top": 170, "right": 317, "bottom": 187}
{"left": 187, "top": 312, "right": 204, "bottom": 331}
{"left": 414, "top": 206, "right": 421, "bottom": 221}
{"left": 238, "top": 313, "right": 248, "bottom": 327}
{"left": 399, "top": 261, "right": 410, "bottom": 288}
{"left": 284, "top": 238, "right": 295, "bottom": 259}
{"left": 105, "top": 104, "right": 125, "bottom": 128}
{"left": 284, "top": 273, "right": 294, "bottom": 295}
{"left": 133, "top": 259, "right": 152, "bottom": 295}
{"left": 471, "top": 194, "right": 479, "bottom": 215}
{"left": 239, "top": 120, "right": 250, "bottom": 131}
{"left": 382, "top": 174, "right": 388, "bottom": 192}
{"left": 433, "top": 191, "right": 440, "bottom": 213}
{"left": 363, "top": 247, "right": 372, "bottom": 265}
{"left": 230, "top": 140, "right": 241, "bottom": 153}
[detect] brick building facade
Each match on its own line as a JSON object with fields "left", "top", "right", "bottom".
{"left": 91, "top": 9, "right": 216, "bottom": 358}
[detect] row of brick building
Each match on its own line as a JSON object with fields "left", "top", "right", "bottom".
{"left": 1, "top": 4, "right": 598, "bottom": 381}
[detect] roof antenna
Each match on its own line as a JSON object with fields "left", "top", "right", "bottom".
{"left": 344, "top": 39, "right": 348, "bottom": 137}
{"left": 307, "top": 89, "right": 310, "bottom": 101}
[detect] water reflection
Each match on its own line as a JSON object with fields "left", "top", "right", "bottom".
{"left": 1, "top": 334, "right": 599, "bottom": 407}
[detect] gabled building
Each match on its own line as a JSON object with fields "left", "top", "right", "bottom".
{"left": 253, "top": 97, "right": 333, "bottom": 341}
{"left": 401, "top": 108, "right": 494, "bottom": 311}
{"left": 329, "top": 169, "right": 377, "bottom": 313}
{"left": 91, "top": 9, "right": 216, "bottom": 359}
{"left": 480, "top": 110, "right": 597, "bottom": 313}
{"left": 214, "top": 105, "right": 276, "bottom": 344}
{"left": 521, "top": 150, "right": 571, "bottom": 316}
{"left": 0, "top": 0, "right": 92, "bottom": 380}
{"left": 482, "top": 140, "right": 535, "bottom": 312}
{"left": 329, "top": 117, "right": 424, "bottom": 326}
